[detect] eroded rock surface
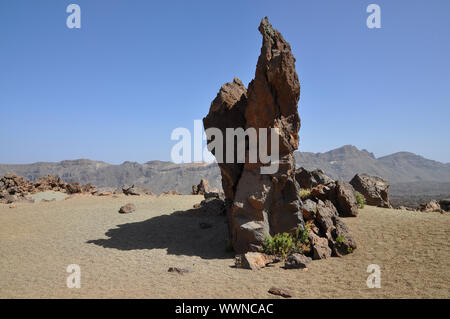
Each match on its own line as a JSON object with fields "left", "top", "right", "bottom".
{"left": 350, "top": 173, "right": 391, "bottom": 208}
{"left": 203, "top": 17, "right": 303, "bottom": 253}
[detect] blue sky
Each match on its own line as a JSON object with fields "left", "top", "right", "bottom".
{"left": 0, "top": 0, "right": 449, "bottom": 164}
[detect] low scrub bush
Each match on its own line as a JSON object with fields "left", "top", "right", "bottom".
{"left": 261, "top": 225, "right": 311, "bottom": 258}
{"left": 355, "top": 191, "right": 365, "bottom": 208}
{"left": 299, "top": 189, "right": 311, "bottom": 200}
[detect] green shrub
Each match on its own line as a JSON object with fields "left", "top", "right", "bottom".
{"left": 336, "top": 235, "right": 345, "bottom": 245}
{"left": 261, "top": 225, "right": 311, "bottom": 258}
{"left": 299, "top": 189, "right": 311, "bottom": 200}
{"left": 296, "top": 225, "right": 310, "bottom": 245}
{"left": 355, "top": 191, "right": 365, "bottom": 208}
{"left": 261, "top": 232, "right": 295, "bottom": 258}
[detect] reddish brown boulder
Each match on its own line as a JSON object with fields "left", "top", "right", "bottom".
{"left": 295, "top": 168, "right": 334, "bottom": 189}
{"left": 34, "top": 175, "right": 66, "bottom": 192}
{"left": 332, "top": 218, "right": 357, "bottom": 256}
{"left": 0, "top": 174, "right": 34, "bottom": 196}
{"left": 284, "top": 253, "right": 312, "bottom": 269}
{"left": 81, "top": 183, "right": 97, "bottom": 194}
{"left": 1, "top": 194, "right": 16, "bottom": 204}
{"left": 334, "top": 181, "right": 359, "bottom": 217}
{"left": 234, "top": 252, "right": 276, "bottom": 270}
{"left": 439, "top": 199, "right": 450, "bottom": 212}
{"left": 203, "top": 17, "right": 303, "bottom": 253}
{"left": 268, "top": 287, "right": 292, "bottom": 298}
{"left": 119, "top": 203, "right": 136, "bottom": 214}
{"left": 310, "top": 183, "right": 335, "bottom": 202}
{"left": 310, "top": 232, "right": 332, "bottom": 260}
{"left": 419, "top": 200, "right": 442, "bottom": 213}
{"left": 192, "top": 178, "right": 213, "bottom": 195}
{"left": 350, "top": 173, "right": 391, "bottom": 208}
{"left": 301, "top": 199, "right": 317, "bottom": 221}
{"left": 203, "top": 78, "right": 248, "bottom": 201}
{"left": 315, "top": 200, "right": 338, "bottom": 240}
{"left": 65, "top": 182, "right": 82, "bottom": 194}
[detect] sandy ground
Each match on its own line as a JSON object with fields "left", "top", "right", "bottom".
{"left": 0, "top": 194, "right": 449, "bottom": 299}
{"left": 29, "top": 191, "right": 69, "bottom": 203}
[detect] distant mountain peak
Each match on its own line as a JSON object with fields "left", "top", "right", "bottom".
{"left": 1, "top": 146, "right": 449, "bottom": 194}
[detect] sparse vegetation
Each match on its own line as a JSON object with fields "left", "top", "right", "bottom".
{"left": 299, "top": 189, "right": 311, "bottom": 200}
{"left": 336, "top": 235, "right": 345, "bottom": 246}
{"left": 261, "top": 225, "right": 311, "bottom": 258}
{"left": 261, "top": 232, "right": 295, "bottom": 258}
{"left": 355, "top": 191, "right": 365, "bottom": 208}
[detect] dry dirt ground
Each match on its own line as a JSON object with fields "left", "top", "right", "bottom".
{"left": 0, "top": 194, "right": 449, "bottom": 298}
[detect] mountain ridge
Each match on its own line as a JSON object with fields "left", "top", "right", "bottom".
{"left": 1, "top": 145, "right": 449, "bottom": 195}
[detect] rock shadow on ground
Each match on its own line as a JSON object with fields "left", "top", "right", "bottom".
{"left": 87, "top": 205, "right": 233, "bottom": 259}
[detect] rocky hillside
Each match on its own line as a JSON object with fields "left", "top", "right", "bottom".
{"left": 1, "top": 145, "right": 449, "bottom": 195}
{"left": 0, "top": 160, "right": 221, "bottom": 194}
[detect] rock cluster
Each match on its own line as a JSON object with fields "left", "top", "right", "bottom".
{"left": 122, "top": 185, "right": 153, "bottom": 196}
{"left": 203, "top": 17, "right": 303, "bottom": 253}
{"left": 0, "top": 174, "right": 156, "bottom": 204}
{"left": 295, "top": 168, "right": 334, "bottom": 189}
{"left": 234, "top": 252, "right": 277, "bottom": 270}
{"left": 350, "top": 173, "right": 391, "bottom": 208}
{"left": 268, "top": 287, "right": 292, "bottom": 298}
{"left": 439, "top": 199, "right": 450, "bottom": 212}
{"left": 0, "top": 174, "right": 96, "bottom": 203}
{"left": 294, "top": 167, "right": 359, "bottom": 258}
{"left": 419, "top": 200, "right": 444, "bottom": 213}
{"left": 192, "top": 178, "right": 219, "bottom": 195}
{"left": 192, "top": 191, "right": 226, "bottom": 215}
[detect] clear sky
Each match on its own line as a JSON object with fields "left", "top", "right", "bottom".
{"left": 1, "top": 0, "right": 449, "bottom": 164}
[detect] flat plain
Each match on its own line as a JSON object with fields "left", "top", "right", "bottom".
{"left": 0, "top": 194, "right": 449, "bottom": 298}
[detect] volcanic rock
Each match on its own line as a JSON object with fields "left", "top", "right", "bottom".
{"left": 0, "top": 174, "right": 34, "bottom": 196}
{"left": 284, "top": 253, "right": 312, "bottom": 269}
{"left": 119, "top": 203, "right": 136, "bottom": 214}
{"left": 192, "top": 178, "right": 215, "bottom": 195}
{"left": 332, "top": 218, "right": 357, "bottom": 256}
{"left": 439, "top": 199, "right": 450, "bottom": 212}
{"left": 315, "top": 200, "right": 338, "bottom": 240}
{"left": 65, "top": 182, "right": 82, "bottom": 194}
{"left": 419, "top": 200, "right": 442, "bottom": 213}
{"left": 295, "top": 167, "right": 334, "bottom": 189}
{"left": 234, "top": 252, "right": 276, "bottom": 270}
{"left": 301, "top": 199, "right": 317, "bottom": 221}
{"left": 350, "top": 173, "right": 391, "bottom": 208}
{"left": 34, "top": 175, "right": 66, "bottom": 192}
{"left": 81, "top": 183, "right": 97, "bottom": 194}
{"left": 203, "top": 17, "right": 303, "bottom": 253}
{"left": 309, "top": 231, "right": 332, "bottom": 260}
{"left": 310, "top": 183, "right": 335, "bottom": 202}
{"left": 1, "top": 194, "right": 16, "bottom": 204}
{"left": 334, "top": 181, "right": 359, "bottom": 217}
{"left": 122, "top": 185, "right": 142, "bottom": 196}
{"left": 268, "top": 287, "right": 292, "bottom": 298}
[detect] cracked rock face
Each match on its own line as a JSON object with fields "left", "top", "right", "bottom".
{"left": 350, "top": 173, "right": 391, "bottom": 208}
{"left": 203, "top": 17, "right": 303, "bottom": 253}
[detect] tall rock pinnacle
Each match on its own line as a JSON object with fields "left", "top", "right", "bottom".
{"left": 203, "top": 17, "right": 303, "bottom": 253}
